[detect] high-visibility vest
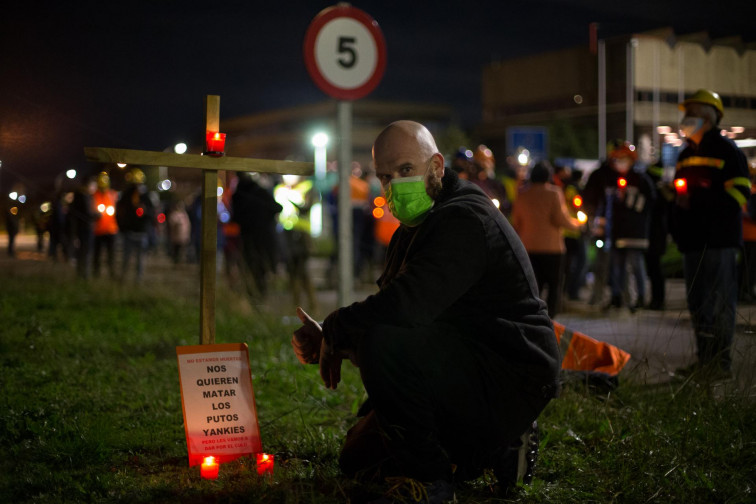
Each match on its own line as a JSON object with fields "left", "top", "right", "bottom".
{"left": 93, "top": 189, "right": 119, "bottom": 236}
{"left": 552, "top": 321, "right": 631, "bottom": 376}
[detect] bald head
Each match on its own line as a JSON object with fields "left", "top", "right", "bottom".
{"left": 374, "top": 120, "right": 439, "bottom": 159}
{"left": 373, "top": 121, "right": 445, "bottom": 194}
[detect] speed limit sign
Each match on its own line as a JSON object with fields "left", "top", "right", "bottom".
{"left": 303, "top": 5, "right": 387, "bottom": 100}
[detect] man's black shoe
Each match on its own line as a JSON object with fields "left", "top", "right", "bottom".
{"left": 674, "top": 362, "right": 733, "bottom": 382}
{"left": 494, "top": 420, "right": 539, "bottom": 489}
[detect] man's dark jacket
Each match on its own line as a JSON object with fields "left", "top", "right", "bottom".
{"left": 323, "top": 170, "right": 561, "bottom": 399}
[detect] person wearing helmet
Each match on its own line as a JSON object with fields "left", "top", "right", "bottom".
{"left": 92, "top": 171, "right": 119, "bottom": 279}
{"left": 291, "top": 121, "right": 559, "bottom": 501}
{"left": 603, "top": 142, "right": 656, "bottom": 312}
{"left": 116, "top": 168, "right": 155, "bottom": 281}
{"left": 671, "top": 89, "right": 750, "bottom": 380}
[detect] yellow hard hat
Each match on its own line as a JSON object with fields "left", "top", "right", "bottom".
{"left": 97, "top": 171, "right": 110, "bottom": 190}
{"left": 679, "top": 89, "right": 724, "bottom": 118}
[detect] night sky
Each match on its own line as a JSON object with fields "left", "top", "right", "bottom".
{"left": 1, "top": 0, "right": 754, "bottom": 199}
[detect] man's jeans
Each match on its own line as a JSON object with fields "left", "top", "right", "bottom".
{"left": 683, "top": 247, "right": 737, "bottom": 371}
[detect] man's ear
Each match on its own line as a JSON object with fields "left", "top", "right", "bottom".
{"left": 431, "top": 153, "right": 445, "bottom": 178}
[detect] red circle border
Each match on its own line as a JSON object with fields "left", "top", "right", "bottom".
{"left": 303, "top": 5, "right": 387, "bottom": 101}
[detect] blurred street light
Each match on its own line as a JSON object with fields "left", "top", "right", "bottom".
{"left": 310, "top": 132, "right": 329, "bottom": 238}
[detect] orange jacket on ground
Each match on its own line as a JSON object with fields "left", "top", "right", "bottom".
{"left": 552, "top": 321, "right": 631, "bottom": 376}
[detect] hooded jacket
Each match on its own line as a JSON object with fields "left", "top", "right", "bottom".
{"left": 323, "top": 170, "right": 560, "bottom": 399}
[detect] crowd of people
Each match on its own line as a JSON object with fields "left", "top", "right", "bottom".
{"left": 12, "top": 164, "right": 388, "bottom": 310}
{"left": 451, "top": 96, "right": 753, "bottom": 341}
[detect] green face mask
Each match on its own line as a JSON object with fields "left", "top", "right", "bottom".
{"left": 385, "top": 175, "right": 434, "bottom": 227}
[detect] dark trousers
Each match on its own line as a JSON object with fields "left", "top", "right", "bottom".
{"left": 93, "top": 233, "right": 116, "bottom": 278}
{"left": 527, "top": 253, "right": 564, "bottom": 317}
{"left": 564, "top": 236, "right": 587, "bottom": 300}
{"left": 683, "top": 248, "right": 737, "bottom": 370}
{"left": 738, "top": 242, "right": 756, "bottom": 300}
{"left": 339, "top": 322, "right": 551, "bottom": 483}
{"left": 645, "top": 250, "right": 665, "bottom": 307}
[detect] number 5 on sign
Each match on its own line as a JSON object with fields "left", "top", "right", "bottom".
{"left": 304, "top": 5, "right": 387, "bottom": 100}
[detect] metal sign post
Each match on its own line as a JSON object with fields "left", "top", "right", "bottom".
{"left": 304, "top": 4, "right": 386, "bottom": 306}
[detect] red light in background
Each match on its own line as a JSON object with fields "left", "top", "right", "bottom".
{"left": 157, "top": 213, "right": 166, "bottom": 224}
{"left": 617, "top": 177, "right": 627, "bottom": 188}
{"left": 373, "top": 207, "right": 384, "bottom": 219}
{"left": 572, "top": 195, "right": 583, "bottom": 207}
{"left": 136, "top": 207, "right": 144, "bottom": 217}
{"left": 374, "top": 196, "right": 386, "bottom": 207}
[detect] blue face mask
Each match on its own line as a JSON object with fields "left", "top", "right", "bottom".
{"left": 679, "top": 116, "right": 704, "bottom": 138}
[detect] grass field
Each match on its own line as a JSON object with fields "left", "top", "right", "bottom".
{"left": 1, "top": 255, "right": 755, "bottom": 503}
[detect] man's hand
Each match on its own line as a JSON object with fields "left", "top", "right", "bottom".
{"left": 319, "top": 339, "right": 343, "bottom": 390}
{"left": 291, "top": 307, "right": 323, "bottom": 365}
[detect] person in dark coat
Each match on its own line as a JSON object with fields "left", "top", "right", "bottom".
{"left": 603, "top": 142, "right": 656, "bottom": 311}
{"left": 645, "top": 164, "right": 673, "bottom": 310}
{"left": 291, "top": 121, "right": 560, "bottom": 501}
{"left": 231, "top": 172, "right": 282, "bottom": 299}
{"left": 116, "top": 169, "right": 155, "bottom": 281}
{"left": 5, "top": 205, "right": 20, "bottom": 257}
{"left": 69, "top": 178, "right": 98, "bottom": 278}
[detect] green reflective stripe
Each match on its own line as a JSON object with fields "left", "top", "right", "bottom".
{"left": 728, "top": 177, "right": 752, "bottom": 189}
{"left": 559, "top": 328, "right": 573, "bottom": 362}
{"left": 726, "top": 187, "right": 747, "bottom": 206}
{"left": 647, "top": 165, "right": 664, "bottom": 177}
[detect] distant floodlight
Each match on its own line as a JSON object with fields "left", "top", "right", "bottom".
{"left": 517, "top": 149, "right": 530, "bottom": 166}
{"left": 312, "top": 132, "right": 329, "bottom": 148}
{"left": 174, "top": 142, "right": 188, "bottom": 154}
{"left": 117, "top": 163, "right": 127, "bottom": 168}
{"left": 9, "top": 191, "right": 18, "bottom": 200}
{"left": 66, "top": 169, "right": 77, "bottom": 179}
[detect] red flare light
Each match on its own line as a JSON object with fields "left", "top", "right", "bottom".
{"left": 674, "top": 178, "right": 687, "bottom": 194}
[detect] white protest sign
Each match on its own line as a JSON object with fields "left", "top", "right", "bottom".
{"left": 176, "top": 343, "right": 262, "bottom": 465}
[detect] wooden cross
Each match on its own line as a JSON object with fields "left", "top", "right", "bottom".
{"left": 84, "top": 95, "right": 313, "bottom": 345}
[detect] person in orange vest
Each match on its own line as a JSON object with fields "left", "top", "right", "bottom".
{"left": 92, "top": 171, "right": 119, "bottom": 279}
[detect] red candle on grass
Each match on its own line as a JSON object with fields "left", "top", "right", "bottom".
{"left": 256, "top": 453, "right": 274, "bottom": 475}
{"left": 201, "top": 456, "right": 219, "bottom": 479}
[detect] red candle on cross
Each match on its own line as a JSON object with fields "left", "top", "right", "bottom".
{"left": 205, "top": 131, "right": 227, "bottom": 154}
